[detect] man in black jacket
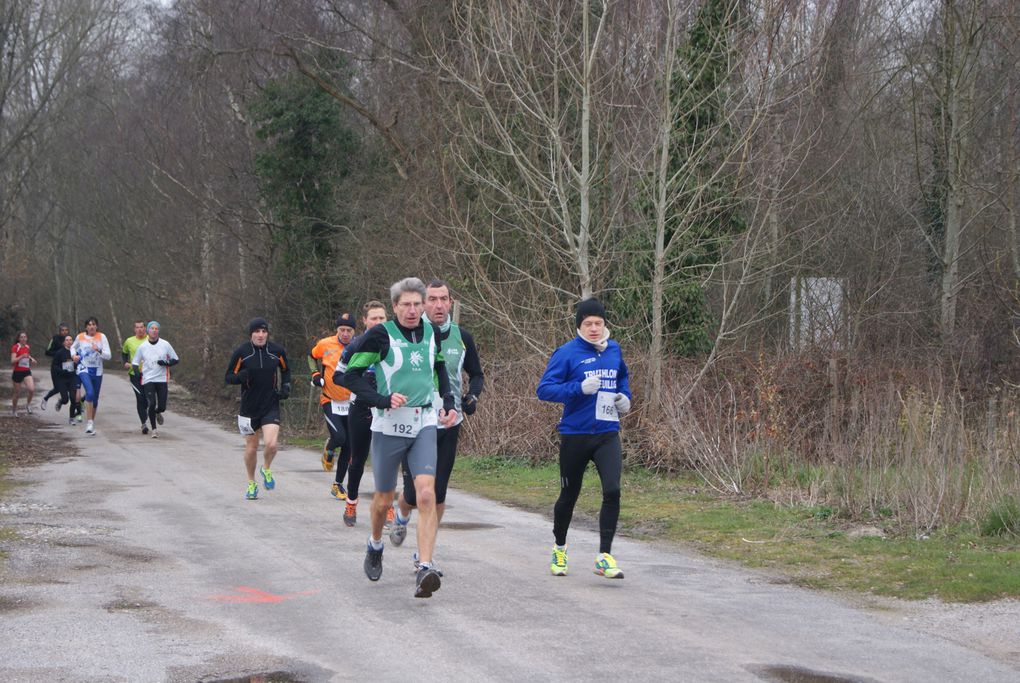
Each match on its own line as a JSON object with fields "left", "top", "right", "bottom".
{"left": 224, "top": 317, "right": 291, "bottom": 501}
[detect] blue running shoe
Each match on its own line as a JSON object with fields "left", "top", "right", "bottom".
{"left": 245, "top": 481, "right": 258, "bottom": 500}
{"left": 260, "top": 466, "right": 275, "bottom": 490}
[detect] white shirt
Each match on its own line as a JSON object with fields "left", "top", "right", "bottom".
{"left": 132, "top": 338, "right": 179, "bottom": 384}
{"left": 71, "top": 333, "right": 112, "bottom": 375}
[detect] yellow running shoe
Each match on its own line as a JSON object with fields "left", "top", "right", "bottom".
{"left": 550, "top": 545, "right": 568, "bottom": 576}
{"left": 321, "top": 446, "right": 335, "bottom": 472}
{"left": 330, "top": 482, "right": 347, "bottom": 500}
{"left": 593, "top": 553, "right": 624, "bottom": 579}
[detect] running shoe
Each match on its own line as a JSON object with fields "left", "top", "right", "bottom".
{"left": 40, "top": 397, "right": 48, "bottom": 411}
{"left": 414, "top": 566, "right": 442, "bottom": 598}
{"left": 156, "top": 412, "right": 164, "bottom": 425}
{"left": 68, "top": 418, "right": 75, "bottom": 426}
{"left": 593, "top": 553, "right": 624, "bottom": 579}
{"left": 151, "top": 429, "right": 158, "bottom": 439}
{"left": 141, "top": 424, "right": 149, "bottom": 435}
{"left": 330, "top": 482, "right": 347, "bottom": 500}
{"left": 76, "top": 413, "right": 83, "bottom": 424}
{"left": 389, "top": 510, "right": 408, "bottom": 546}
{"left": 26, "top": 404, "right": 33, "bottom": 415}
{"left": 343, "top": 500, "right": 358, "bottom": 527}
{"left": 321, "top": 446, "right": 335, "bottom": 472}
{"left": 364, "top": 541, "right": 383, "bottom": 581}
{"left": 384, "top": 506, "right": 395, "bottom": 530}
{"left": 412, "top": 552, "right": 443, "bottom": 576}
{"left": 551, "top": 546, "right": 568, "bottom": 576}
{"left": 245, "top": 481, "right": 258, "bottom": 500}
{"left": 260, "top": 466, "right": 275, "bottom": 490}
{"left": 85, "top": 421, "right": 95, "bottom": 435}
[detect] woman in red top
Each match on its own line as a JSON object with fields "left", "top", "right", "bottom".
{"left": 10, "top": 331, "right": 38, "bottom": 416}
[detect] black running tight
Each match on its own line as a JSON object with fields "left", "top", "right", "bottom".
{"left": 321, "top": 403, "right": 351, "bottom": 486}
{"left": 143, "top": 382, "right": 168, "bottom": 429}
{"left": 553, "top": 432, "right": 622, "bottom": 554}
{"left": 345, "top": 402, "right": 373, "bottom": 501}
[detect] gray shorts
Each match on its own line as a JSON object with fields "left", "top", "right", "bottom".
{"left": 370, "top": 427, "right": 438, "bottom": 493}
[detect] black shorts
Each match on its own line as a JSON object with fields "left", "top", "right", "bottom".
{"left": 247, "top": 405, "right": 281, "bottom": 432}
{"left": 12, "top": 370, "right": 30, "bottom": 383}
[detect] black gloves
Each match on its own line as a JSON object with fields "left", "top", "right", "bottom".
{"left": 310, "top": 372, "right": 325, "bottom": 388}
{"left": 462, "top": 394, "right": 478, "bottom": 416}
{"left": 277, "top": 382, "right": 291, "bottom": 400}
{"left": 234, "top": 368, "right": 250, "bottom": 384}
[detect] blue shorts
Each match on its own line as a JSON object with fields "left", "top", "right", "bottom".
{"left": 78, "top": 371, "right": 103, "bottom": 406}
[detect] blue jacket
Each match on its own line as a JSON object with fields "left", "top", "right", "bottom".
{"left": 536, "top": 336, "right": 631, "bottom": 435}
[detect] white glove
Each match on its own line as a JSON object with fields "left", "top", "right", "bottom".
{"left": 614, "top": 393, "right": 631, "bottom": 414}
{"left": 581, "top": 376, "right": 601, "bottom": 395}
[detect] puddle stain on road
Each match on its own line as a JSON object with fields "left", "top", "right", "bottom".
{"left": 752, "top": 664, "right": 874, "bottom": 683}
{"left": 201, "top": 672, "right": 305, "bottom": 683}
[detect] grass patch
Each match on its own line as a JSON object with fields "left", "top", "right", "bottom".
{"left": 453, "top": 454, "right": 1020, "bottom": 602}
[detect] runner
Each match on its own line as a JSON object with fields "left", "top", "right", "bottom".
{"left": 224, "top": 317, "right": 291, "bottom": 500}
{"left": 131, "top": 321, "right": 179, "bottom": 439}
{"left": 334, "top": 301, "right": 388, "bottom": 527}
{"left": 10, "top": 332, "right": 38, "bottom": 416}
{"left": 308, "top": 313, "right": 356, "bottom": 499}
{"left": 536, "top": 298, "right": 632, "bottom": 579}
{"left": 48, "top": 334, "right": 79, "bottom": 424}
{"left": 39, "top": 323, "right": 70, "bottom": 410}
{"left": 340, "top": 277, "right": 457, "bottom": 598}
{"left": 71, "top": 317, "right": 113, "bottom": 435}
{"left": 122, "top": 321, "right": 150, "bottom": 433}
{"left": 391, "top": 279, "right": 485, "bottom": 574}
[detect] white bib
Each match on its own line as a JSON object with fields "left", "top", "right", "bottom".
{"left": 595, "top": 391, "right": 619, "bottom": 422}
{"left": 372, "top": 405, "right": 437, "bottom": 438}
{"left": 237, "top": 415, "right": 256, "bottom": 436}
{"left": 330, "top": 400, "right": 350, "bottom": 416}
{"left": 61, "top": 360, "right": 74, "bottom": 372}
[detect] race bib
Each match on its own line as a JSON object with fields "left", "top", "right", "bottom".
{"left": 330, "top": 400, "right": 350, "bottom": 416}
{"left": 237, "top": 415, "right": 256, "bottom": 436}
{"left": 373, "top": 406, "right": 437, "bottom": 438}
{"left": 61, "top": 361, "right": 74, "bottom": 372}
{"left": 595, "top": 391, "right": 619, "bottom": 422}
{"left": 16, "top": 357, "right": 30, "bottom": 369}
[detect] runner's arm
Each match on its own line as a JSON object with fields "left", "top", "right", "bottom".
{"left": 99, "top": 334, "right": 112, "bottom": 361}
{"left": 461, "top": 329, "right": 485, "bottom": 397}
{"left": 536, "top": 346, "right": 580, "bottom": 403}
{"left": 224, "top": 347, "right": 248, "bottom": 384}
{"left": 339, "top": 326, "right": 391, "bottom": 408}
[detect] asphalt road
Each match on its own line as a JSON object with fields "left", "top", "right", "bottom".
{"left": 1, "top": 374, "right": 1018, "bottom": 682}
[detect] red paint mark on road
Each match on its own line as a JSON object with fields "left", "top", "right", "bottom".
{"left": 209, "top": 586, "right": 320, "bottom": 603}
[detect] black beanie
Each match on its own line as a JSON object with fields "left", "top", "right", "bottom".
{"left": 575, "top": 298, "right": 607, "bottom": 328}
{"left": 248, "top": 317, "right": 269, "bottom": 334}
{"left": 335, "top": 313, "right": 356, "bottom": 330}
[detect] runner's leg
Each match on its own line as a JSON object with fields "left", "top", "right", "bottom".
{"left": 590, "top": 433, "right": 623, "bottom": 555}
{"left": 553, "top": 434, "right": 594, "bottom": 546}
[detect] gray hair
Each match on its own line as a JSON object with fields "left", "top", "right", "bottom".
{"left": 389, "top": 277, "right": 427, "bottom": 304}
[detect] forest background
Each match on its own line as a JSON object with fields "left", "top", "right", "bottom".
{"left": 2, "top": 0, "right": 1020, "bottom": 542}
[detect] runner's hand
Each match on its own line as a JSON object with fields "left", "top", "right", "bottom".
{"left": 388, "top": 392, "right": 407, "bottom": 409}
{"left": 234, "top": 368, "right": 250, "bottom": 384}
{"left": 614, "top": 393, "right": 631, "bottom": 414}
{"left": 310, "top": 372, "right": 324, "bottom": 388}
{"left": 440, "top": 409, "right": 458, "bottom": 428}
{"left": 277, "top": 382, "right": 291, "bottom": 400}
{"left": 157, "top": 359, "right": 168, "bottom": 366}
{"left": 581, "top": 376, "right": 601, "bottom": 395}
{"left": 461, "top": 394, "right": 477, "bottom": 416}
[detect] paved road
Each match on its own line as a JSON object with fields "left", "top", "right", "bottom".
{"left": 1, "top": 374, "right": 1018, "bottom": 682}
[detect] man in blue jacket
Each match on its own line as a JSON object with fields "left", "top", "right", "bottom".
{"left": 537, "top": 298, "right": 632, "bottom": 579}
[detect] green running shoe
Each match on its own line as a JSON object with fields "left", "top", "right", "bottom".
{"left": 260, "top": 466, "right": 275, "bottom": 490}
{"left": 593, "top": 552, "right": 624, "bottom": 579}
{"left": 245, "top": 481, "right": 258, "bottom": 500}
{"left": 550, "top": 545, "right": 568, "bottom": 576}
